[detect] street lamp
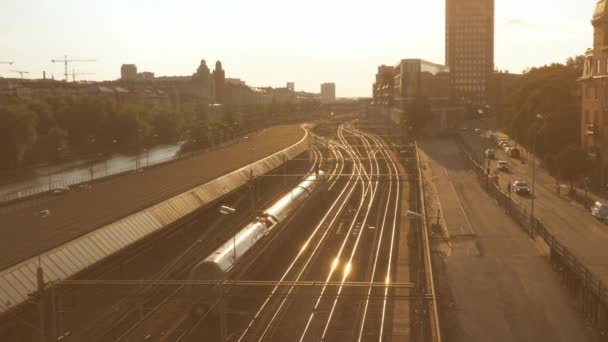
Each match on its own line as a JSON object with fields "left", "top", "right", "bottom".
{"left": 530, "top": 113, "right": 544, "bottom": 233}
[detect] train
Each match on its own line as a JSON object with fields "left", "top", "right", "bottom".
{"left": 189, "top": 171, "right": 326, "bottom": 284}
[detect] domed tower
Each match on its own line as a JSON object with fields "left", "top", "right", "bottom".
{"left": 213, "top": 60, "right": 226, "bottom": 104}
{"left": 193, "top": 59, "right": 213, "bottom": 100}
{"left": 581, "top": 0, "right": 608, "bottom": 188}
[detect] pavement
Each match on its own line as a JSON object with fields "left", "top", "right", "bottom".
{"left": 419, "top": 139, "right": 589, "bottom": 342}
{"left": 0, "top": 125, "right": 305, "bottom": 269}
{"left": 460, "top": 127, "right": 608, "bottom": 286}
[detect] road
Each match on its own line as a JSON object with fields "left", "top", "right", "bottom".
{"left": 419, "top": 139, "right": 589, "bottom": 342}
{"left": 461, "top": 127, "right": 608, "bottom": 285}
{"left": 0, "top": 125, "right": 304, "bottom": 269}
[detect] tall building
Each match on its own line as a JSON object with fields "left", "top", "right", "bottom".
{"left": 445, "top": 0, "right": 494, "bottom": 105}
{"left": 286, "top": 82, "right": 295, "bottom": 92}
{"left": 581, "top": 0, "right": 608, "bottom": 187}
{"left": 320, "top": 83, "right": 336, "bottom": 103}
{"left": 213, "top": 61, "right": 226, "bottom": 104}
{"left": 121, "top": 64, "right": 137, "bottom": 81}
{"left": 192, "top": 59, "right": 214, "bottom": 100}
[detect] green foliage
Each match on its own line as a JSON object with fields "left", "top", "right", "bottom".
{"left": 406, "top": 96, "right": 432, "bottom": 135}
{"left": 554, "top": 144, "right": 588, "bottom": 186}
{"left": 0, "top": 95, "right": 319, "bottom": 170}
{"left": 501, "top": 56, "right": 582, "bottom": 158}
{"left": 0, "top": 104, "right": 38, "bottom": 168}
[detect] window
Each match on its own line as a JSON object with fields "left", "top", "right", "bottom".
{"left": 586, "top": 110, "right": 590, "bottom": 123}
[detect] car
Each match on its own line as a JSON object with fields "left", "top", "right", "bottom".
{"left": 51, "top": 187, "right": 70, "bottom": 195}
{"left": 591, "top": 202, "right": 608, "bottom": 223}
{"left": 474, "top": 128, "right": 481, "bottom": 134}
{"left": 498, "top": 141, "right": 508, "bottom": 148}
{"left": 509, "top": 148, "right": 521, "bottom": 158}
{"left": 498, "top": 160, "right": 509, "bottom": 172}
{"left": 460, "top": 127, "right": 468, "bottom": 132}
{"left": 504, "top": 145, "right": 512, "bottom": 153}
{"left": 485, "top": 149, "right": 496, "bottom": 159}
{"left": 513, "top": 180, "right": 531, "bottom": 195}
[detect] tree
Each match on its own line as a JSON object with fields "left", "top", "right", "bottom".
{"left": 406, "top": 96, "right": 432, "bottom": 136}
{"left": 555, "top": 144, "right": 587, "bottom": 189}
{"left": 501, "top": 57, "right": 582, "bottom": 158}
{"left": 0, "top": 105, "right": 38, "bottom": 168}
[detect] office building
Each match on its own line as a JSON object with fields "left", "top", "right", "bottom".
{"left": 121, "top": 64, "right": 138, "bottom": 81}
{"left": 446, "top": 0, "right": 494, "bottom": 105}
{"left": 373, "top": 59, "right": 450, "bottom": 107}
{"left": 320, "top": 83, "right": 336, "bottom": 103}
{"left": 287, "top": 82, "right": 295, "bottom": 92}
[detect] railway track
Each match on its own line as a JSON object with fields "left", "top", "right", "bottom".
{"left": 77, "top": 122, "right": 408, "bottom": 342}
{"left": 232, "top": 122, "right": 404, "bottom": 342}
{"left": 87, "top": 133, "right": 329, "bottom": 342}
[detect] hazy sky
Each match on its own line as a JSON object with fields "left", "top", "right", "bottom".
{"left": 0, "top": 0, "right": 597, "bottom": 97}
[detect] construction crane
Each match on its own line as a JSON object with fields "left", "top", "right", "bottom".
{"left": 0, "top": 62, "right": 13, "bottom": 77}
{"left": 51, "top": 55, "right": 96, "bottom": 82}
{"left": 71, "top": 69, "right": 96, "bottom": 82}
{"left": 10, "top": 70, "right": 30, "bottom": 79}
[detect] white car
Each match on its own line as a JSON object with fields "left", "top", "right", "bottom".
{"left": 498, "top": 160, "right": 509, "bottom": 172}
{"left": 513, "top": 180, "right": 530, "bottom": 195}
{"left": 591, "top": 202, "right": 608, "bottom": 223}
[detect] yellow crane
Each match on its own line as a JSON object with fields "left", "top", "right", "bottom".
{"left": 51, "top": 55, "right": 96, "bottom": 82}
{"left": 10, "top": 70, "right": 30, "bottom": 79}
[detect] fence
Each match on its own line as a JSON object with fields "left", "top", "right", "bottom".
{"left": 457, "top": 135, "right": 608, "bottom": 339}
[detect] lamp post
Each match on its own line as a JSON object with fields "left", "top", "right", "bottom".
{"left": 530, "top": 113, "right": 544, "bottom": 234}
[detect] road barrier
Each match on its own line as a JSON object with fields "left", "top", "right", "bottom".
{"left": 413, "top": 142, "right": 442, "bottom": 342}
{"left": 456, "top": 135, "right": 608, "bottom": 340}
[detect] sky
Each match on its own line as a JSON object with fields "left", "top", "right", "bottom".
{"left": 0, "top": 0, "right": 598, "bottom": 97}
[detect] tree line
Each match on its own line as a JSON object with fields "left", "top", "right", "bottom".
{"left": 499, "top": 55, "right": 587, "bottom": 186}
{"left": 0, "top": 96, "right": 320, "bottom": 171}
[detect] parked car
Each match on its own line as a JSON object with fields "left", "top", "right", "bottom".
{"left": 498, "top": 160, "right": 509, "bottom": 172}
{"left": 499, "top": 141, "right": 509, "bottom": 148}
{"left": 51, "top": 187, "right": 70, "bottom": 195}
{"left": 474, "top": 128, "right": 481, "bottom": 134}
{"left": 503, "top": 145, "right": 512, "bottom": 153}
{"left": 485, "top": 149, "right": 496, "bottom": 159}
{"left": 513, "top": 180, "right": 531, "bottom": 195}
{"left": 509, "top": 148, "right": 521, "bottom": 158}
{"left": 591, "top": 202, "right": 608, "bottom": 223}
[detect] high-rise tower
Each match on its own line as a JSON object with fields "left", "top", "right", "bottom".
{"left": 446, "top": 0, "right": 494, "bottom": 105}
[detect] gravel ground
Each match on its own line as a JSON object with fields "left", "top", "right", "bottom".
{"left": 0, "top": 125, "right": 304, "bottom": 269}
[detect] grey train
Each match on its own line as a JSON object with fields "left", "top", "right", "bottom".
{"left": 190, "top": 171, "right": 326, "bottom": 284}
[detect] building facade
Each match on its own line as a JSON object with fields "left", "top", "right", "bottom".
{"left": 121, "top": 64, "right": 137, "bottom": 81}
{"left": 287, "top": 82, "right": 295, "bottom": 92}
{"left": 320, "top": 83, "right": 336, "bottom": 103}
{"left": 581, "top": 0, "right": 608, "bottom": 186}
{"left": 446, "top": 0, "right": 494, "bottom": 106}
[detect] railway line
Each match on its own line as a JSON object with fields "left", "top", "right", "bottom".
{"left": 57, "top": 121, "right": 413, "bottom": 342}
{"left": 229, "top": 122, "right": 405, "bottom": 342}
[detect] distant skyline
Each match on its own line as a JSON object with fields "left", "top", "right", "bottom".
{"left": 0, "top": 0, "right": 597, "bottom": 97}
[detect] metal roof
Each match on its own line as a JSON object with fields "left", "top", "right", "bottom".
{"left": 0, "top": 128, "right": 309, "bottom": 315}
